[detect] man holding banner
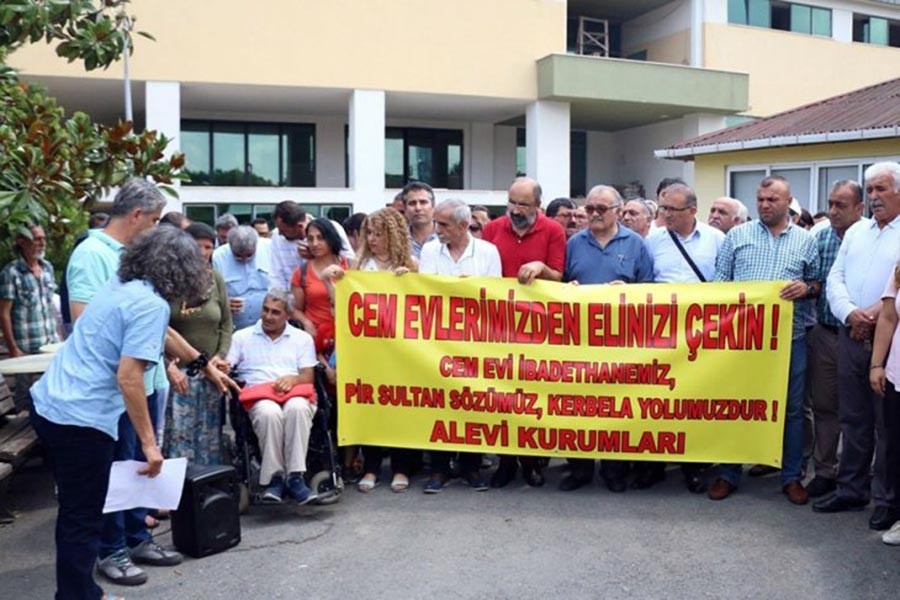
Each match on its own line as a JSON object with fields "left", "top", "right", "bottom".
{"left": 483, "top": 176, "right": 566, "bottom": 488}
{"left": 710, "top": 175, "right": 820, "bottom": 505}
{"left": 642, "top": 183, "right": 724, "bottom": 493}
{"left": 419, "top": 199, "right": 502, "bottom": 493}
{"left": 559, "top": 184, "right": 653, "bottom": 493}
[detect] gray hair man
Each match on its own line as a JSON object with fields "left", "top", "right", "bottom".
{"left": 215, "top": 213, "right": 239, "bottom": 247}
{"left": 212, "top": 225, "right": 272, "bottom": 331}
{"left": 814, "top": 162, "right": 900, "bottom": 530}
{"left": 621, "top": 198, "right": 654, "bottom": 238}
{"left": 227, "top": 289, "right": 319, "bottom": 505}
{"left": 708, "top": 197, "right": 746, "bottom": 233}
{"left": 418, "top": 198, "right": 501, "bottom": 493}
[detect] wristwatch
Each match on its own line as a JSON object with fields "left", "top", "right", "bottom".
{"left": 185, "top": 352, "right": 210, "bottom": 377}
{"left": 805, "top": 283, "right": 817, "bottom": 298}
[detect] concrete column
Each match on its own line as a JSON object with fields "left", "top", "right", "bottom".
{"left": 493, "top": 126, "right": 518, "bottom": 190}
{"left": 469, "top": 122, "right": 495, "bottom": 190}
{"left": 315, "top": 117, "right": 346, "bottom": 188}
{"left": 145, "top": 81, "right": 181, "bottom": 211}
{"left": 525, "top": 100, "right": 570, "bottom": 201}
{"left": 833, "top": 9, "right": 853, "bottom": 43}
{"left": 348, "top": 89, "right": 385, "bottom": 213}
{"left": 690, "top": 0, "right": 704, "bottom": 67}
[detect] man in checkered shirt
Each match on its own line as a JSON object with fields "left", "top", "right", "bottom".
{"left": 0, "top": 223, "right": 60, "bottom": 409}
{"left": 709, "top": 175, "right": 821, "bottom": 506}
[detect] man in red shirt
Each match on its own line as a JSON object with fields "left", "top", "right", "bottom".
{"left": 482, "top": 176, "right": 566, "bottom": 487}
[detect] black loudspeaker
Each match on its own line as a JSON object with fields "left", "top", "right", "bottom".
{"left": 171, "top": 464, "right": 241, "bottom": 558}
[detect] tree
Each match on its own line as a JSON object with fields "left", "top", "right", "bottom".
{"left": 0, "top": 0, "right": 185, "bottom": 270}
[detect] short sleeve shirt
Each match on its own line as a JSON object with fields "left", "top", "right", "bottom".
{"left": 30, "top": 279, "right": 169, "bottom": 439}
{"left": 564, "top": 226, "right": 654, "bottom": 285}
{"left": 65, "top": 230, "right": 124, "bottom": 304}
{"left": 482, "top": 214, "right": 566, "bottom": 278}
{"left": 645, "top": 221, "right": 724, "bottom": 283}
{"left": 0, "top": 258, "right": 60, "bottom": 353}
{"left": 419, "top": 236, "right": 503, "bottom": 277}
{"left": 882, "top": 274, "right": 900, "bottom": 387}
{"left": 226, "top": 321, "right": 317, "bottom": 387}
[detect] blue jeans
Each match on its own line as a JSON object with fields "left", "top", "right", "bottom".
{"left": 98, "top": 392, "right": 159, "bottom": 558}
{"left": 32, "top": 412, "right": 115, "bottom": 600}
{"left": 720, "top": 336, "right": 807, "bottom": 487}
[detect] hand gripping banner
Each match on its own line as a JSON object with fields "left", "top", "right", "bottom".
{"left": 335, "top": 272, "right": 794, "bottom": 466}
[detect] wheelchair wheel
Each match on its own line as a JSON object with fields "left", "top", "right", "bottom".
{"left": 310, "top": 470, "right": 343, "bottom": 505}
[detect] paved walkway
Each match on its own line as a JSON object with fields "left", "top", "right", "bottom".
{"left": 1, "top": 460, "right": 899, "bottom": 599}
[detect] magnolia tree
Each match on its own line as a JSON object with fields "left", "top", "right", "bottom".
{"left": 0, "top": 0, "right": 185, "bottom": 270}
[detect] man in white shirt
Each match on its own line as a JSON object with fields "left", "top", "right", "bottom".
{"left": 815, "top": 162, "right": 900, "bottom": 531}
{"left": 642, "top": 183, "right": 724, "bottom": 493}
{"left": 227, "top": 289, "right": 318, "bottom": 505}
{"left": 418, "top": 199, "right": 501, "bottom": 493}
{"left": 268, "top": 201, "right": 308, "bottom": 292}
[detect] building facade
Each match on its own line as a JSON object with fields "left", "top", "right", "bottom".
{"left": 9, "top": 0, "right": 900, "bottom": 220}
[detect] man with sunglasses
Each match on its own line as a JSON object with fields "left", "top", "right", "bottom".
{"left": 559, "top": 184, "right": 654, "bottom": 493}
{"left": 483, "top": 176, "right": 566, "bottom": 487}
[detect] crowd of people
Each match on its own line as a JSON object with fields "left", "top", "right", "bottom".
{"left": 3, "top": 162, "right": 900, "bottom": 599}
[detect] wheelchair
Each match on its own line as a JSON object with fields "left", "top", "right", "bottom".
{"left": 225, "top": 363, "right": 344, "bottom": 511}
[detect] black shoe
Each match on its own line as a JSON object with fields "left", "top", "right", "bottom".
{"left": 748, "top": 464, "right": 779, "bottom": 478}
{"left": 522, "top": 467, "right": 545, "bottom": 488}
{"left": 558, "top": 475, "right": 590, "bottom": 492}
{"left": 631, "top": 468, "right": 666, "bottom": 490}
{"left": 869, "top": 507, "right": 900, "bottom": 531}
{"left": 805, "top": 476, "right": 837, "bottom": 498}
{"left": 684, "top": 472, "right": 707, "bottom": 494}
{"left": 490, "top": 465, "right": 517, "bottom": 488}
{"left": 604, "top": 477, "right": 627, "bottom": 493}
{"left": 812, "top": 493, "right": 868, "bottom": 513}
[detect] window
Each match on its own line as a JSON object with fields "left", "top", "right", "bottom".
{"left": 817, "top": 165, "right": 858, "bottom": 212}
{"left": 182, "top": 120, "right": 315, "bottom": 187}
{"left": 183, "top": 203, "right": 351, "bottom": 228}
{"left": 346, "top": 126, "right": 463, "bottom": 189}
{"left": 853, "top": 14, "right": 900, "bottom": 47}
{"left": 729, "top": 1, "right": 830, "bottom": 37}
{"left": 729, "top": 169, "right": 767, "bottom": 220}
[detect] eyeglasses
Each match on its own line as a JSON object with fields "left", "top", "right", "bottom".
{"left": 657, "top": 205, "right": 692, "bottom": 213}
{"left": 583, "top": 204, "right": 617, "bottom": 215}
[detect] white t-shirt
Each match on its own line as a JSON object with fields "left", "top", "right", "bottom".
{"left": 419, "top": 235, "right": 502, "bottom": 277}
{"left": 226, "top": 321, "right": 317, "bottom": 386}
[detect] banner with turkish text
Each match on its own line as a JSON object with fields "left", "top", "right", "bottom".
{"left": 335, "top": 272, "right": 794, "bottom": 466}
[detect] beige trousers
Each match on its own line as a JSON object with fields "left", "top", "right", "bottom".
{"left": 249, "top": 397, "right": 316, "bottom": 486}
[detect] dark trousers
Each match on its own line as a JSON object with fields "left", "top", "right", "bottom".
{"left": 567, "top": 458, "right": 628, "bottom": 483}
{"left": 430, "top": 451, "right": 481, "bottom": 477}
{"left": 836, "top": 330, "right": 893, "bottom": 506}
{"left": 99, "top": 394, "right": 158, "bottom": 558}
{"left": 497, "top": 454, "right": 543, "bottom": 474}
{"left": 32, "top": 412, "right": 115, "bottom": 600}
{"left": 885, "top": 382, "right": 900, "bottom": 508}
{"left": 361, "top": 446, "right": 419, "bottom": 477}
{"left": 807, "top": 324, "right": 841, "bottom": 479}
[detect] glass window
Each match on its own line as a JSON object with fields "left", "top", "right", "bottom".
{"left": 812, "top": 8, "right": 831, "bottom": 36}
{"left": 570, "top": 130, "right": 587, "bottom": 198}
{"left": 211, "top": 123, "right": 245, "bottom": 186}
{"left": 817, "top": 166, "right": 858, "bottom": 212}
{"left": 748, "top": 0, "right": 771, "bottom": 28}
{"left": 729, "top": 170, "right": 766, "bottom": 219}
{"left": 516, "top": 128, "right": 526, "bottom": 177}
{"left": 870, "top": 17, "right": 889, "bottom": 45}
{"left": 729, "top": 0, "right": 748, "bottom": 24}
{"left": 247, "top": 124, "right": 280, "bottom": 187}
{"left": 771, "top": 167, "right": 812, "bottom": 212}
{"left": 283, "top": 125, "right": 315, "bottom": 187}
{"left": 184, "top": 205, "right": 216, "bottom": 227}
{"left": 385, "top": 129, "right": 405, "bottom": 188}
{"left": 790, "top": 4, "right": 811, "bottom": 34}
{"left": 182, "top": 124, "right": 211, "bottom": 186}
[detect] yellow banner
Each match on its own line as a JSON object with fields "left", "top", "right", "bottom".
{"left": 336, "top": 273, "right": 794, "bottom": 466}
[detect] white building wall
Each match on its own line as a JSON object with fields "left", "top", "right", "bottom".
{"left": 609, "top": 119, "right": 691, "bottom": 196}
{"left": 622, "top": 0, "right": 692, "bottom": 58}
{"left": 585, "top": 131, "right": 616, "bottom": 190}
{"left": 493, "top": 126, "right": 518, "bottom": 191}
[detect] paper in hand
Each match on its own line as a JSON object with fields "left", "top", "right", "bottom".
{"left": 103, "top": 457, "right": 188, "bottom": 514}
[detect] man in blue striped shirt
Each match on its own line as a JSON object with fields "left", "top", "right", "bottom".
{"left": 710, "top": 175, "right": 821, "bottom": 505}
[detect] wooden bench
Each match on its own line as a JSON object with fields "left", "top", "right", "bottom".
{"left": 0, "top": 377, "right": 39, "bottom": 523}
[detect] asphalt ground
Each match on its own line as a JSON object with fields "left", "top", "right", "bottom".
{"left": 1, "top": 459, "right": 899, "bottom": 600}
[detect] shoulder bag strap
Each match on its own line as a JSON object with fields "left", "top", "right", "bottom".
{"left": 668, "top": 230, "right": 706, "bottom": 282}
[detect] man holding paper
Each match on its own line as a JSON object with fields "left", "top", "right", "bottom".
{"left": 30, "top": 227, "right": 235, "bottom": 600}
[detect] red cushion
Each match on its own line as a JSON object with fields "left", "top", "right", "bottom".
{"left": 238, "top": 382, "right": 317, "bottom": 410}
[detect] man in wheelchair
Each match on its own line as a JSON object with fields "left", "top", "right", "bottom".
{"left": 226, "top": 289, "right": 319, "bottom": 505}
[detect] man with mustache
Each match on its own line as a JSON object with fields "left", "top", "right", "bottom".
{"left": 482, "top": 176, "right": 566, "bottom": 487}
{"left": 814, "top": 162, "right": 900, "bottom": 531}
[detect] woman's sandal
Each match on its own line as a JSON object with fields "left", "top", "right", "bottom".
{"left": 390, "top": 474, "right": 410, "bottom": 493}
{"left": 357, "top": 475, "right": 379, "bottom": 493}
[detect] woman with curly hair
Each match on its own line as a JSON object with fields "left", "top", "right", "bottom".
{"left": 329, "top": 207, "right": 420, "bottom": 493}
{"left": 164, "top": 222, "right": 233, "bottom": 465}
